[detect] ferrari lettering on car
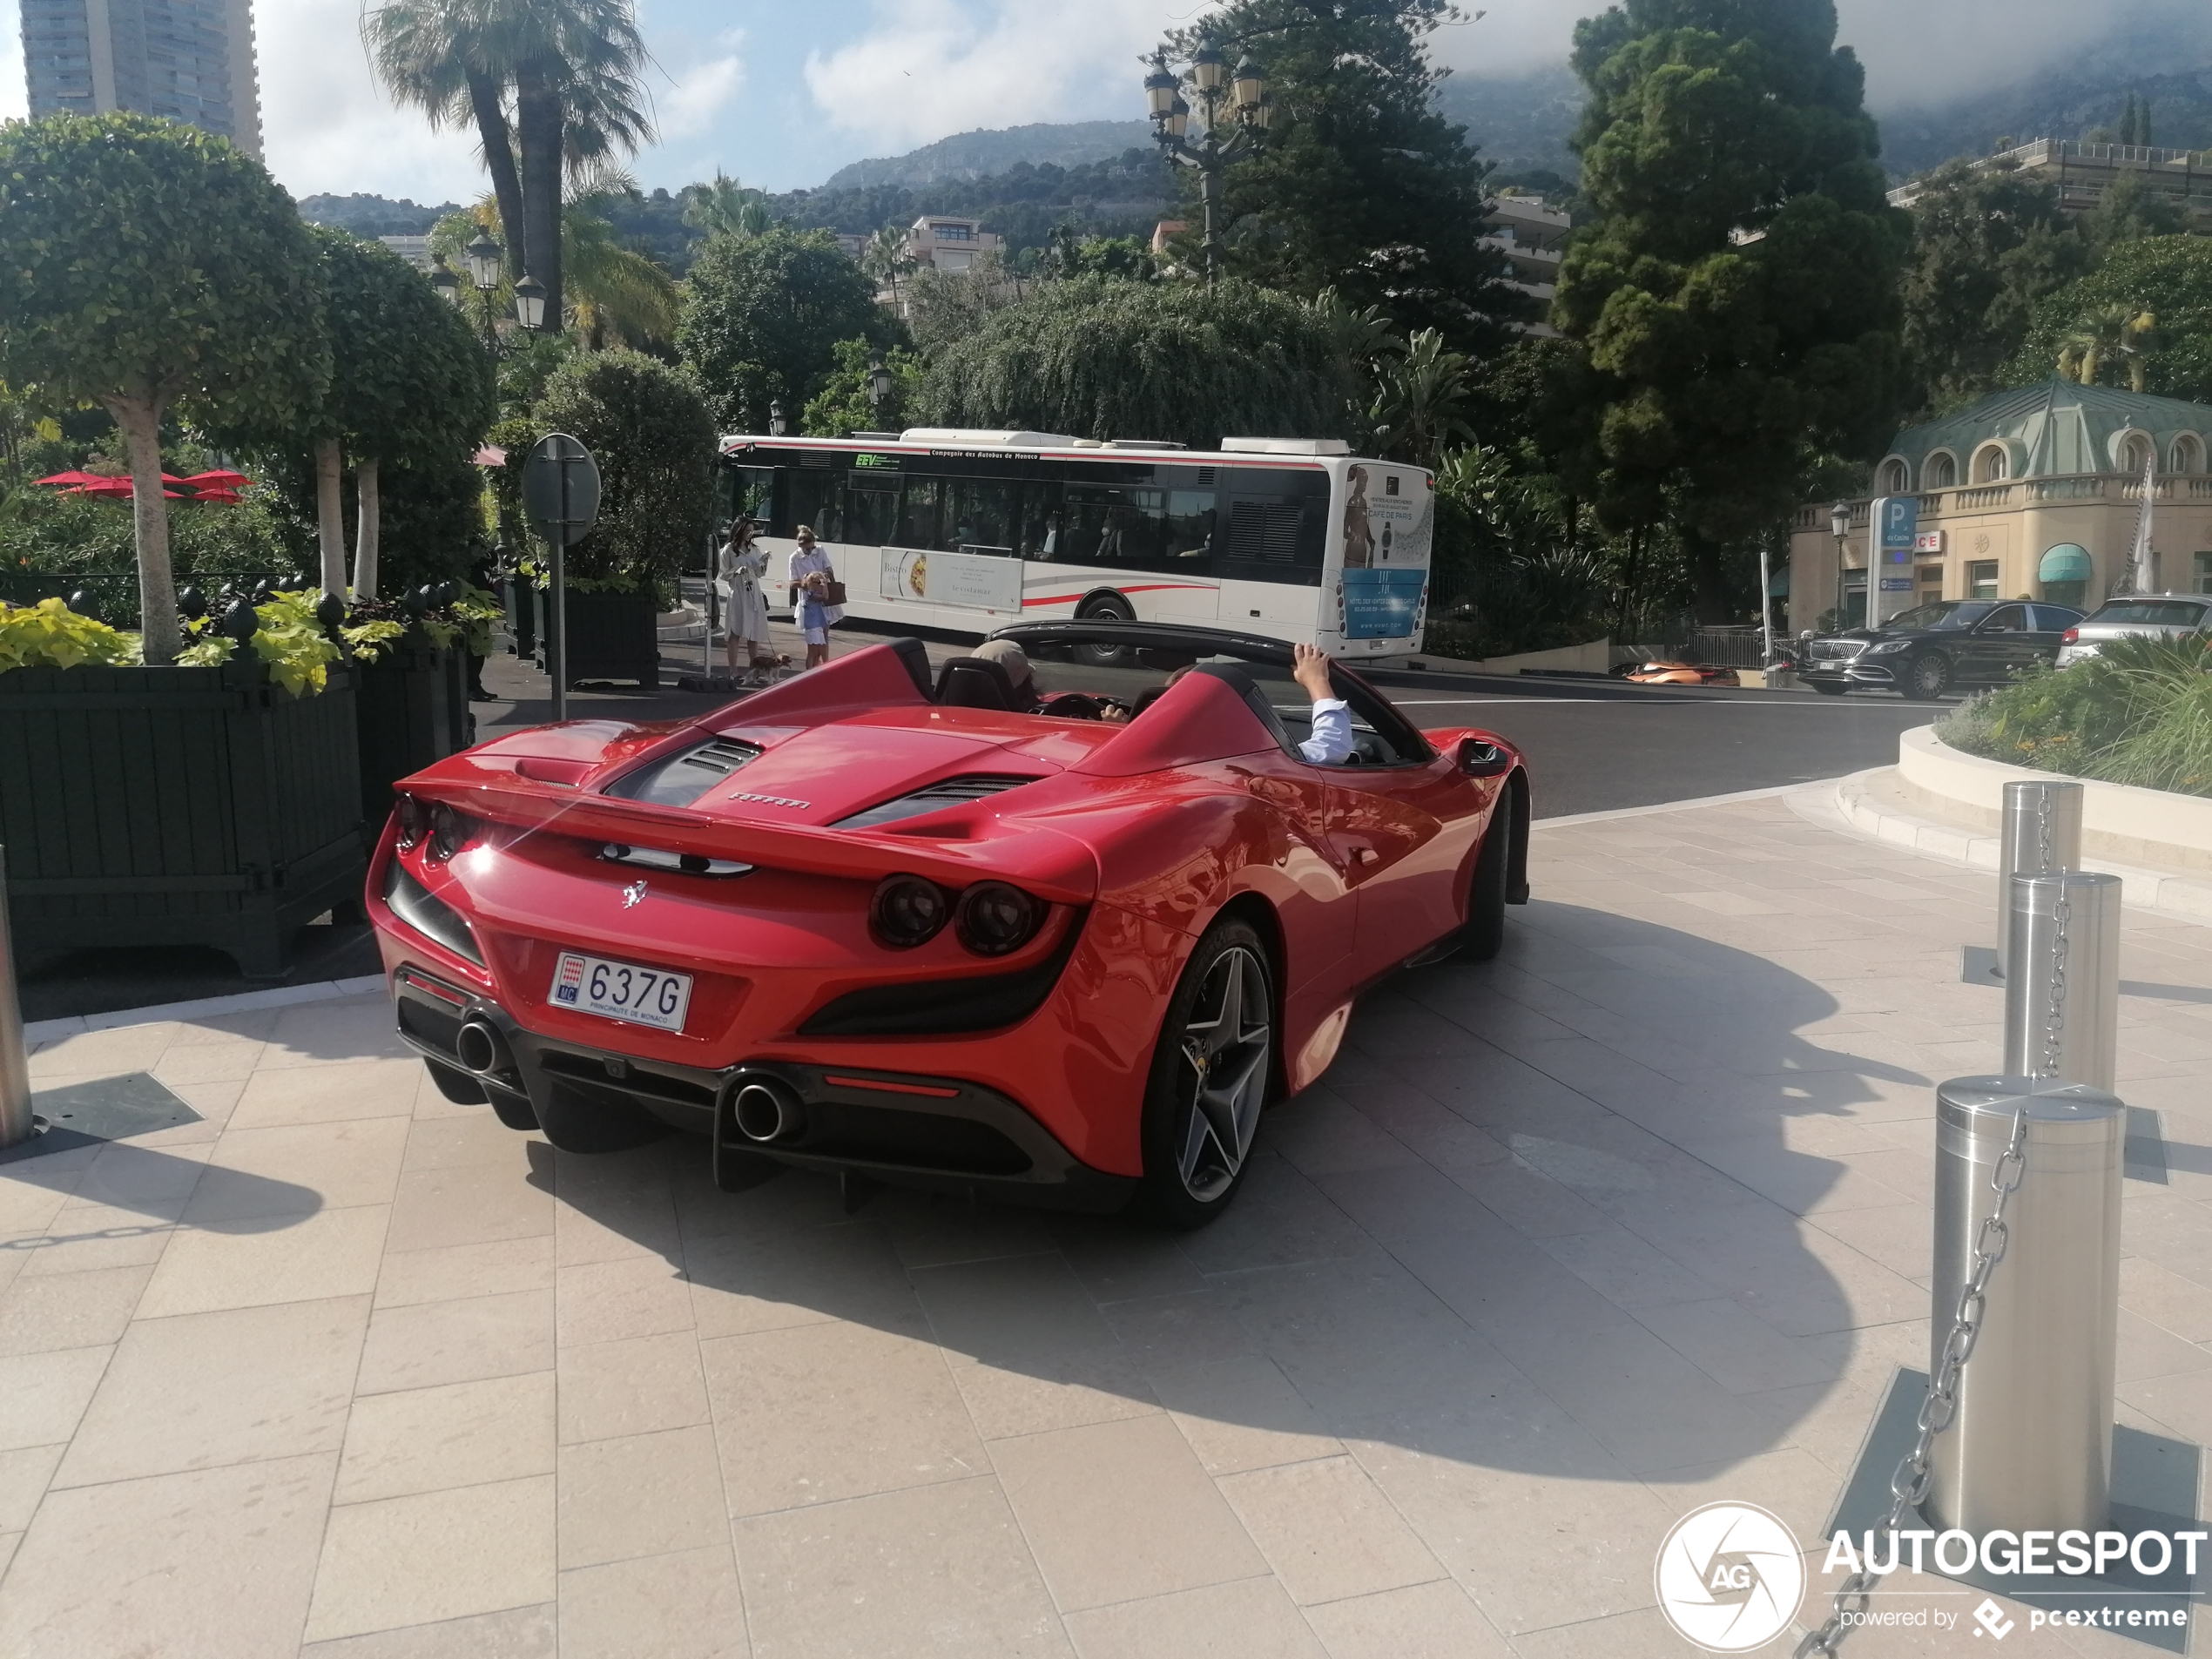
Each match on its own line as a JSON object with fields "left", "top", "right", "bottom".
{"left": 366, "top": 623, "right": 1531, "bottom": 1227}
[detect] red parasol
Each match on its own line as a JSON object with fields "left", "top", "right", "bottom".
{"left": 34, "top": 470, "right": 102, "bottom": 487}
{"left": 185, "top": 469, "right": 251, "bottom": 488}
{"left": 473, "top": 445, "right": 508, "bottom": 467}
{"left": 190, "top": 489, "right": 243, "bottom": 505}
{"left": 77, "top": 477, "right": 185, "bottom": 500}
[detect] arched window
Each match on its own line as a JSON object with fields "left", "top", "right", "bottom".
{"left": 2171, "top": 434, "right": 2205, "bottom": 475}
{"left": 2122, "top": 432, "right": 2156, "bottom": 475}
{"left": 1973, "top": 443, "right": 2010, "bottom": 483}
{"left": 1925, "top": 451, "right": 1959, "bottom": 489}
{"left": 1878, "top": 457, "right": 1910, "bottom": 495}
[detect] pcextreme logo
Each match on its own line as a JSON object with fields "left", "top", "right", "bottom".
{"left": 1656, "top": 1502, "right": 1805, "bottom": 1652}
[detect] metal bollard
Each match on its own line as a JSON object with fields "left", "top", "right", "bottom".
{"left": 0, "top": 847, "right": 35, "bottom": 1149}
{"left": 1926, "top": 1076, "right": 2124, "bottom": 1534}
{"left": 2002, "top": 871, "right": 2121, "bottom": 1093}
{"left": 1994, "top": 780, "right": 2082, "bottom": 976}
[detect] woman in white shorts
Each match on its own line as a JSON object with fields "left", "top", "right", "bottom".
{"left": 789, "top": 526, "right": 842, "bottom": 669}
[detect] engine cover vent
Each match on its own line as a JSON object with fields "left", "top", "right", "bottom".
{"left": 604, "top": 737, "right": 763, "bottom": 807}
{"left": 834, "top": 774, "right": 1039, "bottom": 831}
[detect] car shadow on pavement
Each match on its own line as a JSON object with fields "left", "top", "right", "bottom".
{"left": 539, "top": 898, "right": 1930, "bottom": 1590}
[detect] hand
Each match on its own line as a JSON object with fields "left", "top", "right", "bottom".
{"left": 1097, "top": 703, "right": 1130, "bottom": 725}
{"left": 1291, "top": 642, "right": 1335, "bottom": 702}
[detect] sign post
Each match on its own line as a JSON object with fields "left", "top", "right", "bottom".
{"left": 1869, "top": 495, "right": 1919, "bottom": 631}
{"left": 521, "top": 435, "right": 603, "bottom": 723}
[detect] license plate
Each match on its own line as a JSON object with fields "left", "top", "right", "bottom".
{"left": 550, "top": 952, "right": 692, "bottom": 1033}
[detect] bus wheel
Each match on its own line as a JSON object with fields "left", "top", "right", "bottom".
{"left": 1076, "top": 596, "right": 1136, "bottom": 665}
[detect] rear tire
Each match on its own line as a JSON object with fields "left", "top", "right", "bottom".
{"left": 1138, "top": 920, "right": 1274, "bottom": 1231}
{"left": 1460, "top": 803, "right": 1513, "bottom": 962}
{"left": 1076, "top": 596, "right": 1136, "bottom": 666}
{"left": 1905, "top": 652, "right": 1953, "bottom": 701}
{"left": 1811, "top": 681, "right": 1848, "bottom": 697}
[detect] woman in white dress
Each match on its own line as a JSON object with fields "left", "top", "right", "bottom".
{"left": 788, "top": 526, "right": 842, "bottom": 670}
{"left": 718, "top": 519, "right": 775, "bottom": 685}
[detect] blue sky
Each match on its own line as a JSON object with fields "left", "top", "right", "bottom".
{"left": 2, "top": 0, "right": 2197, "bottom": 206}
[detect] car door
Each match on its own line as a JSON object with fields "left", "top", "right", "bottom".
{"left": 1326, "top": 759, "right": 1481, "bottom": 985}
{"left": 1966, "top": 604, "right": 2033, "bottom": 682}
{"left": 2024, "top": 605, "right": 2078, "bottom": 667}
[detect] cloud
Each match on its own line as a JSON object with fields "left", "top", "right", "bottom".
{"left": 660, "top": 48, "right": 747, "bottom": 143}
{"left": 258, "top": 0, "right": 482, "bottom": 204}
{"left": 801, "top": 0, "right": 1165, "bottom": 152}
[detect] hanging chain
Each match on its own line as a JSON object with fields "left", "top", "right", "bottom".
{"left": 1792, "top": 1101, "right": 2031, "bottom": 1658}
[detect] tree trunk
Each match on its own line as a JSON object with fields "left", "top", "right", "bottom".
{"left": 516, "top": 62, "right": 563, "bottom": 333}
{"left": 468, "top": 70, "right": 527, "bottom": 283}
{"left": 108, "top": 394, "right": 179, "bottom": 664}
{"left": 354, "top": 455, "right": 381, "bottom": 601}
{"left": 315, "top": 436, "right": 347, "bottom": 596}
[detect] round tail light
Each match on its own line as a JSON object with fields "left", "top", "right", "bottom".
{"left": 871, "top": 874, "right": 949, "bottom": 948}
{"left": 395, "top": 793, "right": 427, "bottom": 849}
{"left": 954, "top": 881, "right": 1042, "bottom": 957}
{"left": 428, "top": 802, "right": 471, "bottom": 861}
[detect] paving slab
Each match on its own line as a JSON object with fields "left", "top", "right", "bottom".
{"left": 0, "top": 792, "right": 2205, "bottom": 1655}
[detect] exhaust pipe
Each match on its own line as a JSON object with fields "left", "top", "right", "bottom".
{"left": 730, "top": 1077, "right": 804, "bottom": 1143}
{"left": 455, "top": 1016, "right": 516, "bottom": 1078}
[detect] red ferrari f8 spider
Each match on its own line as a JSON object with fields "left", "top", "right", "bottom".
{"left": 368, "top": 623, "right": 1530, "bottom": 1226}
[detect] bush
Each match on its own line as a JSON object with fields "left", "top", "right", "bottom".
{"left": 1939, "top": 633, "right": 2212, "bottom": 796}
{"left": 0, "top": 489, "right": 308, "bottom": 624}
{"left": 527, "top": 350, "right": 716, "bottom": 591}
{"left": 676, "top": 231, "right": 894, "bottom": 433}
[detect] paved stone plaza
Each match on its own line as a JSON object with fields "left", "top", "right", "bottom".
{"left": 1, "top": 791, "right": 2207, "bottom": 1657}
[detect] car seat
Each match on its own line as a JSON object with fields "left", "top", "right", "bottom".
{"left": 935, "top": 655, "right": 1021, "bottom": 711}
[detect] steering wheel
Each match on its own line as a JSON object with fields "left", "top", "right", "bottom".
{"left": 1035, "top": 691, "right": 1130, "bottom": 722}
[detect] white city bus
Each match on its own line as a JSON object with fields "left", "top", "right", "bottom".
{"left": 714, "top": 428, "right": 1433, "bottom": 658}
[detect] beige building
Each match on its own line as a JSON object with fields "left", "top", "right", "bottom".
{"left": 1787, "top": 380, "right": 2212, "bottom": 632}
{"left": 906, "top": 215, "right": 1003, "bottom": 273}
{"left": 1888, "top": 138, "right": 2212, "bottom": 226}
{"left": 1482, "top": 192, "right": 1568, "bottom": 338}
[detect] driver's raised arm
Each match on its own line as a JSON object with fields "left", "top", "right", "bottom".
{"left": 1291, "top": 643, "right": 1353, "bottom": 765}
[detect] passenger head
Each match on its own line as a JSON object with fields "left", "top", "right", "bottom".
{"left": 970, "top": 638, "right": 1035, "bottom": 703}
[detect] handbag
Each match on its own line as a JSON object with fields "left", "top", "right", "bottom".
{"left": 790, "top": 577, "right": 848, "bottom": 607}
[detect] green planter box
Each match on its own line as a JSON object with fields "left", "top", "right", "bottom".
{"left": 502, "top": 574, "right": 535, "bottom": 658}
{"left": 354, "top": 641, "right": 474, "bottom": 843}
{"left": 533, "top": 588, "right": 659, "bottom": 688}
{"left": 0, "top": 661, "right": 368, "bottom": 978}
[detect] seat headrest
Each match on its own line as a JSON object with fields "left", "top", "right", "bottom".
{"left": 936, "top": 655, "right": 1020, "bottom": 711}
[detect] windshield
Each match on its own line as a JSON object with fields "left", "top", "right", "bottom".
{"left": 1881, "top": 602, "right": 1978, "bottom": 632}
{"left": 2087, "top": 600, "right": 2211, "bottom": 626}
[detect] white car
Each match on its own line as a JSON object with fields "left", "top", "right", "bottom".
{"left": 2055, "top": 595, "right": 2212, "bottom": 666}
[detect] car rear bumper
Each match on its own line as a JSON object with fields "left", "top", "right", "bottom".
{"left": 388, "top": 966, "right": 1138, "bottom": 1212}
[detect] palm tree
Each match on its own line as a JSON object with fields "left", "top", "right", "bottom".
{"left": 862, "top": 225, "right": 916, "bottom": 308}
{"left": 565, "top": 170, "right": 678, "bottom": 347}
{"left": 363, "top": 0, "right": 653, "bottom": 332}
{"left": 2060, "top": 304, "right": 2159, "bottom": 390}
{"left": 1366, "top": 329, "right": 1474, "bottom": 468}
{"left": 683, "top": 172, "right": 773, "bottom": 241}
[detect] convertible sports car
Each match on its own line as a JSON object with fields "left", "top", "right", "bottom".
{"left": 368, "top": 622, "right": 1530, "bottom": 1227}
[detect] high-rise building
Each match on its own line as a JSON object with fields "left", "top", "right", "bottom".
{"left": 20, "top": 0, "right": 263, "bottom": 158}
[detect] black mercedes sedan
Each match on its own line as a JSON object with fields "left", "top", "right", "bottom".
{"left": 1797, "top": 599, "right": 2085, "bottom": 700}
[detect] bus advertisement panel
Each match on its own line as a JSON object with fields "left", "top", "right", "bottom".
{"left": 714, "top": 431, "right": 1433, "bottom": 657}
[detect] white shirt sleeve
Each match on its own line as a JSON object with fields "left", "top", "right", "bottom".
{"left": 1298, "top": 698, "right": 1353, "bottom": 765}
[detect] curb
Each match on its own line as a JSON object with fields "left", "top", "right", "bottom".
{"left": 24, "top": 974, "right": 388, "bottom": 1047}
{"left": 1798, "top": 768, "right": 2212, "bottom": 927}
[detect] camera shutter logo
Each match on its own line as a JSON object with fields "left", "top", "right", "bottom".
{"left": 1654, "top": 1501, "right": 1804, "bottom": 1652}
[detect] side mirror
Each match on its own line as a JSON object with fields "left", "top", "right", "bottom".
{"left": 1457, "top": 736, "right": 1513, "bottom": 779}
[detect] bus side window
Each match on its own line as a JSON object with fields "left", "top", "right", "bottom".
{"left": 1166, "top": 491, "right": 1216, "bottom": 563}
{"left": 1019, "top": 482, "right": 1062, "bottom": 560}
{"left": 846, "top": 474, "right": 901, "bottom": 546}
{"left": 897, "top": 479, "right": 942, "bottom": 550}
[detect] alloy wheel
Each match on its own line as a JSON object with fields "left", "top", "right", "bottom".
{"left": 1172, "top": 945, "right": 1271, "bottom": 1202}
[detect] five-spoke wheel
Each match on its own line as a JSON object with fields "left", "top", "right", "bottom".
{"left": 1141, "top": 920, "right": 1273, "bottom": 1226}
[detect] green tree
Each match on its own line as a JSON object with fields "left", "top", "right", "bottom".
{"left": 1365, "top": 329, "right": 1474, "bottom": 466}
{"left": 682, "top": 172, "right": 774, "bottom": 240}
{"left": 1554, "top": 0, "right": 1911, "bottom": 619}
{"left": 861, "top": 226, "right": 916, "bottom": 310}
{"left": 2006, "top": 237, "right": 2212, "bottom": 399}
{"left": 2058, "top": 303, "right": 2159, "bottom": 390}
{"left": 564, "top": 172, "right": 680, "bottom": 349}
{"left": 1163, "top": 0, "right": 1521, "bottom": 351}
{"left": 903, "top": 253, "right": 1029, "bottom": 356}
{"left": 529, "top": 349, "right": 715, "bottom": 589}
{"left": 1898, "top": 159, "right": 2091, "bottom": 415}
{"left": 921, "top": 276, "right": 1354, "bottom": 450}
{"left": 675, "top": 230, "right": 895, "bottom": 433}
{"left": 2089, "top": 172, "right": 2188, "bottom": 246}
{"left": 0, "top": 114, "right": 331, "bottom": 662}
{"left": 362, "top": 0, "right": 654, "bottom": 331}
{"left": 802, "top": 340, "right": 925, "bottom": 438}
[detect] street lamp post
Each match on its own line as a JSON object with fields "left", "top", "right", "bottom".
{"left": 1145, "top": 45, "right": 1268, "bottom": 282}
{"left": 512, "top": 274, "right": 548, "bottom": 333}
{"left": 867, "top": 358, "right": 894, "bottom": 428}
{"left": 1830, "top": 499, "right": 1852, "bottom": 631}
{"left": 768, "top": 401, "right": 788, "bottom": 439}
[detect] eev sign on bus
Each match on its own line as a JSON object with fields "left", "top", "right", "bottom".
{"left": 1870, "top": 495, "right": 1919, "bottom": 624}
